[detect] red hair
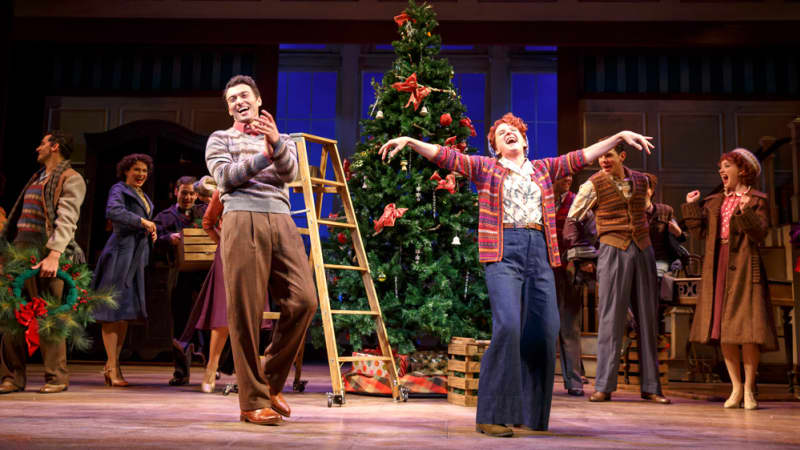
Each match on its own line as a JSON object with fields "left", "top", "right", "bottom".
{"left": 719, "top": 152, "right": 758, "bottom": 187}
{"left": 487, "top": 113, "right": 528, "bottom": 155}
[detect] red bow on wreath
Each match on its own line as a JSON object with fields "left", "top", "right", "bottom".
{"left": 14, "top": 297, "right": 48, "bottom": 356}
{"left": 430, "top": 172, "right": 458, "bottom": 194}
{"left": 374, "top": 203, "right": 408, "bottom": 234}
{"left": 391, "top": 73, "right": 431, "bottom": 111}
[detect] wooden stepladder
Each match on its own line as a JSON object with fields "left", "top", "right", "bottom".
{"left": 287, "top": 133, "right": 407, "bottom": 407}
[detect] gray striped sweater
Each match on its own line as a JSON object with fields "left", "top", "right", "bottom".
{"left": 205, "top": 127, "right": 298, "bottom": 214}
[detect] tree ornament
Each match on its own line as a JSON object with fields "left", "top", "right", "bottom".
{"left": 394, "top": 276, "right": 399, "bottom": 300}
{"left": 451, "top": 236, "right": 461, "bottom": 246}
{"left": 415, "top": 247, "right": 421, "bottom": 264}
{"left": 373, "top": 203, "right": 409, "bottom": 234}
{"left": 362, "top": 180, "right": 368, "bottom": 190}
{"left": 464, "top": 271, "right": 470, "bottom": 300}
{"left": 432, "top": 190, "right": 437, "bottom": 218}
{"left": 415, "top": 184, "right": 422, "bottom": 202}
{"left": 420, "top": 105, "right": 429, "bottom": 116}
{"left": 400, "top": 159, "right": 408, "bottom": 171}
{"left": 460, "top": 117, "right": 477, "bottom": 137}
{"left": 391, "top": 73, "right": 431, "bottom": 111}
{"left": 377, "top": 271, "right": 387, "bottom": 282}
{"left": 337, "top": 232, "right": 348, "bottom": 245}
{"left": 376, "top": 110, "right": 384, "bottom": 119}
{"left": 440, "top": 113, "right": 452, "bottom": 126}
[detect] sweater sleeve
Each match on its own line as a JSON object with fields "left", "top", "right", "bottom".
{"left": 539, "top": 149, "right": 588, "bottom": 182}
{"left": 46, "top": 174, "right": 86, "bottom": 253}
{"left": 106, "top": 184, "right": 143, "bottom": 230}
{"left": 205, "top": 131, "right": 281, "bottom": 192}
{"left": 430, "top": 145, "right": 487, "bottom": 182}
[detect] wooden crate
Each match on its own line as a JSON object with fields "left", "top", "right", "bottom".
{"left": 177, "top": 228, "right": 216, "bottom": 272}
{"left": 447, "top": 337, "right": 490, "bottom": 407}
{"left": 618, "top": 334, "right": 670, "bottom": 386}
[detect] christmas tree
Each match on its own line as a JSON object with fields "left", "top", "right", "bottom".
{"left": 314, "top": 0, "right": 490, "bottom": 355}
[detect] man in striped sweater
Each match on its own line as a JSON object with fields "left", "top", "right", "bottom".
{"left": 205, "top": 75, "right": 317, "bottom": 426}
{"left": 0, "top": 131, "right": 85, "bottom": 394}
{"left": 567, "top": 144, "right": 671, "bottom": 404}
{"left": 379, "top": 114, "right": 653, "bottom": 437}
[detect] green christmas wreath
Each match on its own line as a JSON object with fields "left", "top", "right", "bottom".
{"left": 0, "top": 241, "right": 116, "bottom": 354}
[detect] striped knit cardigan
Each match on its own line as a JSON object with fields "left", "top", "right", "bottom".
{"left": 431, "top": 146, "right": 586, "bottom": 267}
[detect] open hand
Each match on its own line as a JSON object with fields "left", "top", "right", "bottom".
{"left": 251, "top": 110, "right": 280, "bottom": 155}
{"left": 169, "top": 232, "right": 182, "bottom": 246}
{"left": 32, "top": 251, "right": 60, "bottom": 278}
{"left": 686, "top": 190, "right": 701, "bottom": 204}
{"left": 378, "top": 137, "right": 413, "bottom": 161}
{"left": 617, "top": 131, "right": 654, "bottom": 155}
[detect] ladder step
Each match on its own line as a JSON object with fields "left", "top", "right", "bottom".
{"left": 317, "top": 219, "right": 356, "bottom": 229}
{"left": 324, "top": 263, "right": 368, "bottom": 271}
{"left": 338, "top": 356, "right": 393, "bottom": 363}
{"left": 310, "top": 177, "right": 345, "bottom": 188}
{"left": 330, "top": 310, "right": 380, "bottom": 316}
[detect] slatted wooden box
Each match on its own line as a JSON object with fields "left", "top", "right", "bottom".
{"left": 177, "top": 228, "right": 216, "bottom": 272}
{"left": 618, "top": 333, "right": 670, "bottom": 387}
{"left": 447, "top": 337, "right": 490, "bottom": 407}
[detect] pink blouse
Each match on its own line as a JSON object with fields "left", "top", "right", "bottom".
{"left": 719, "top": 188, "right": 749, "bottom": 240}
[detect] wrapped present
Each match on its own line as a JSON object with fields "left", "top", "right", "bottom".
{"left": 407, "top": 350, "right": 448, "bottom": 376}
{"left": 343, "top": 372, "right": 447, "bottom": 396}
{"left": 351, "top": 348, "right": 408, "bottom": 378}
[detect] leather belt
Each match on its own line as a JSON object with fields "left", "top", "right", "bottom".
{"left": 503, "top": 222, "right": 543, "bottom": 231}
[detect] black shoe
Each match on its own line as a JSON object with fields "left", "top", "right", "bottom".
{"left": 567, "top": 388, "right": 585, "bottom": 396}
{"left": 169, "top": 376, "right": 190, "bottom": 386}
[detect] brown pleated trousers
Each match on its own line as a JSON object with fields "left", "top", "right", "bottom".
{"left": 221, "top": 211, "right": 317, "bottom": 411}
{"left": 0, "top": 277, "right": 69, "bottom": 389}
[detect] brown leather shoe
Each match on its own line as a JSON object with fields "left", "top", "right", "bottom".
{"left": 38, "top": 383, "right": 68, "bottom": 394}
{"left": 589, "top": 391, "right": 612, "bottom": 402}
{"left": 269, "top": 391, "right": 291, "bottom": 417}
{"left": 476, "top": 423, "right": 513, "bottom": 437}
{"left": 641, "top": 393, "right": 671, "bottom": 404}
{"left": 0, "top": 380, "right": 22, "bottom": 394}
{"left": 240, "top": 408, "right": 283, "bottom": 425}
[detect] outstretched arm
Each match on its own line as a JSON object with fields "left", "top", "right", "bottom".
{"left": 378, "top": 137, "right": 440, "bottom": 161}
{"left": 582, "top": 131, "right": 654, "bottom": 164}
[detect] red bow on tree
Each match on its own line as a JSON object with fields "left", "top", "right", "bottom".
{"left": 343, "top": 159, "right": 352, "bottom": 181}
{"left": 14, "top": 297, "right": 48, "bottom": 356}
{"left": 391, "top": 73, "right": 431, "bottom": 111}
{"left": 444, "top": 136, "right": 457, "bottom": 147}
{"left": 394, "top": 12, "right": 414, "bottom": 27}
{"left": 460, "top": 117, "right": 477, "bottom": 137}
{"left": 374, "top": 203, "right": 408, "bottom": 234}
{"left": 430, "top": 172, "right": 458, "bottom": 194}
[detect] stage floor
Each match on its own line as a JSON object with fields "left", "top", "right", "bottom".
{"left": 1, "top": 362, "right": 798, "bottom": 449}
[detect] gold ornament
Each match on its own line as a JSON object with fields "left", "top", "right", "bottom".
{"left": 376, "top": 110, "right": 384, "bottom": 119}
{"left": 377, "top": 271, "right": 387, "bottom": 282}
{"left": 420, "top": 105, "right": 428, "bottom": 116}
{"left": 400, "top": 159, "right": 408, "bottom": 171}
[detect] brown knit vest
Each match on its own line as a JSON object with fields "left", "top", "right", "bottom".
{"left": 589, "top": 168, "right": 651, "bottom": 251}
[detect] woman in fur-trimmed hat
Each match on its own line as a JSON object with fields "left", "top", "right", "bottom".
{"left": 682, "top": 148, "right": 778, "bottom": 411}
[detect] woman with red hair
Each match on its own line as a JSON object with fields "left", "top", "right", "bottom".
{"left": 683, "top": 148, "right": 777, "bottom": 410}
{"left": 380, "top": 113, "right": 653, "bottom": 437}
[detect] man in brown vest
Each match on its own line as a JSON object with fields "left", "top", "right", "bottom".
{"left": 567, "top": 143, "right": 670, "bottom": 404}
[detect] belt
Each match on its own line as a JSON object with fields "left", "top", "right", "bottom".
{"left": 502, "top": 222, "right": 543, "bottom": 231}
{"left": 720, "top": 238, "right": 729, "bottom": 245}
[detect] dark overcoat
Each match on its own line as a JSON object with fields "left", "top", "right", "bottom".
{"left": 682, "top": 190, "right": 778, "bottom": 350}
{"left": 92, "top": 182, "right": 154, "bottom": 322}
